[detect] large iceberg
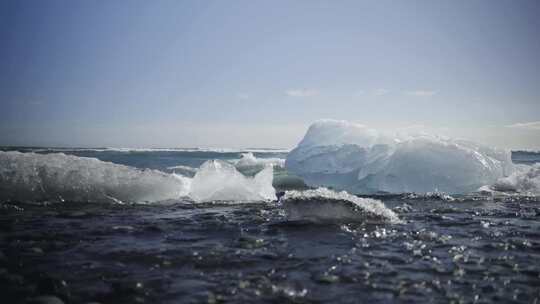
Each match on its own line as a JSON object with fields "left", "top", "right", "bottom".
{"left": 286, "top": 119, "right": 514, "bottom": 194}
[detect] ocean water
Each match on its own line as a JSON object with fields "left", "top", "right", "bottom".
{"left": 1, "top": 148, "right": 540, "bottom": 303}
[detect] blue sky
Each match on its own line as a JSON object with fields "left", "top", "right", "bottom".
{"left": 1, "top": 0, "right": 539, "bottom": 149}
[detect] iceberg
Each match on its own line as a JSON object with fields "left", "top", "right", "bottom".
{"left": 0, "top": 151, "right": 190, "bottom": 203}
{"left": 286, "top": 119, "right": 514, "bottom": 194}
{"left": 167, "top": 164, "right": 198, "bottom": 177}
{"left": 234, "top": 152, "right": 285, "bottom": 169}
{"left": 0, "top": 152, "right": 277, "bottom": 204}
{"left": 483, "top": 164, "right": 540, "bottom": 195}
{"left": 228, "top": 152, "right": 306, "bottom": 191}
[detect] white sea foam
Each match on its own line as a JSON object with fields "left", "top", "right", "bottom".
{"left": 0, "top": 152, "right": 276, "bottom": 204}
{"left": 286, "top": 119, "right": 514, "bottom": 194}
{"left": 189, "top": 160, "right": 276, "bottom": 202}
{"left": 280, "top": 188, "right": 400, "bottom": 223}
{"left": 403, "top": 191, "right": 456, "bottom": 201}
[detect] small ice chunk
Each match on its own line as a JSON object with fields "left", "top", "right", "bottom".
{"left": 234, "top": 152, "right": 285, "bottom": 169}
{"left": 189, "top": 160, "right": 276, "bottom": 202}
{"left": 280, "top": 187, "right": 400, "bottom": 223}
{"left": 487, "top": 164, "right": 540, "bottom": 195}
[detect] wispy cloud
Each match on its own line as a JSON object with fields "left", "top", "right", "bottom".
{"left": 354, "top": 90, "right": 365, "bottom": 97}
{"left": 286, "top": 88, "right": 319, "bottom": 97}
{"left": 405, "top": 90, "right": 437, "bottom": 97}
{"left": 372, "top": 89, "right": 388, "bottom": 96}
{"left": 236, "top": 93, "right": 249, "bottom": 100}
{"left": 20, "top": 98, "right": 44, "bottom": 106}
{"left": 506, "top": 121, "right": 540, "bottom": 130}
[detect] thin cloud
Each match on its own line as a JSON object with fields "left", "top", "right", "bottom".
{"left": 27, "top": 100, "right": 44, "bottom": 105}
{"left": 405, "top": 90, "right": 437, "bottom": 97}
{"left": 237, "top": 93, "right": 249, "bottom": 100}
{"left": 354, "top": 90, "right": 365, "bottom": 97}
{"left": 286, "top": 88, "right": 319, "bottom": 97}
{"left": 506, "top": 121, "right": 540, "bottom": 130}
{"left": 373, "top": 89, "right": 388, "bottom": 96}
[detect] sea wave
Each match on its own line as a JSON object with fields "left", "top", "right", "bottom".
{"left": 280, "top": 188, "right": 400, "bottom": 223}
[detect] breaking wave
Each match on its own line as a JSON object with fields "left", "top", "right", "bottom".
{"left": 279, "top": 188, "right": 400, "bottom": 223}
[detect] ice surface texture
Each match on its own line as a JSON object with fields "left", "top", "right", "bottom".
{"left": 189, "top": 160, "right": 276, "bottom": 202}
{"left": 0, "top": 152, "right": 276, "bottom": 203}
{"left": 486, "top": 164, "right": 540, "bottom": 195}
{"left": 0, "top": 151, "right": 190, "bottom": 203}
{"left": 234, "top": 152, "right": 285, "bottom": 169}
{"left": 286, "top": 119, "right": 514, "bottom": 194}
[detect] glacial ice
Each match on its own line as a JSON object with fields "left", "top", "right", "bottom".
{"left": 0, "top": 151, "right": 190, "bottom": 203}
{"left": 286, "top": 119, "right": 514, "bottom": 194}
{"left": 483, "top": 164, "right": 540, "bottom": 195}
{"left": 234, "top": 152, "right": 285, "bottom": 169}
{"left": 232, "top": 152, "right": 285, "bottom": 176}
{"left": 280, "top": 187, "right": 400, "bottom": 223}
{"left": 189, "top": 160, "right": 276, "bottom": 202}
{"left": 167, "top": 164, "right": 199, "bottom": 177}
{"left": 0, "top": 152, "right": 277, "bottom": 204}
